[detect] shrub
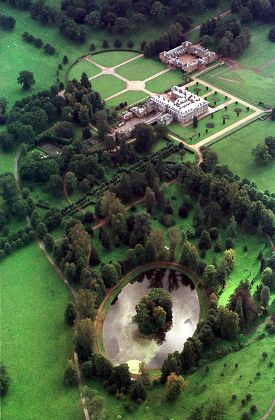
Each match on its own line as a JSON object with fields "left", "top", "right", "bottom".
{"left": 210, "top": 227, "right": 219, "bottom": 240}
{"left": 178, "top": 205, "right": 189, "bottom": 218}
{"left": 186, "top": 227, "right": 196, "bottom": 239}
{"left": 114, "top": 39, "right": 122, "bottom": 48}
{"left": 63, "top": 360, "right": 77, "bottom": 386}
{"left": 159, "top": 213, "right": 175, "bottom": 227}
{"left": 250, "top": 405, "right": 257, "bottom": 414}
{"left": 164, "top": 205, "right": 174, "bottom": 214}
{"left": 269, "top": 27, "right": 275, "bottom": 42}
{"left": 225, "top": 238, "right": 234, "bottom": 249}
{"left": 127, "top": 40, "right": 134, "bottom": 48}
{"left": 64, "top": 302, "right": 77, "bottom": 326}
{"left": 0, "top": 364, "right": 11, "bottom": 396}
{"left": 130, "top": 380, "right": 147, "bottom": 402}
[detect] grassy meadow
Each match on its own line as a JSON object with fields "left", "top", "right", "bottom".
{"left": 1, "top": 243, "right": 82, "bottom": 420}
{"left": 91, "top": 50, "right": 140, "bottom": 68}
{"left": 91, "top": 74, "right": 126, "bottom": 99}
{"left": 116, "top": 56, "right": 167, "bottom": 81}
{"left": 211, "top": 118, "right": 275, "bottom": 192}
{"left": 106, "top": 90, "right": 149, "bottom": 108}
{"left": 146, "top": 69, "right": 186, "bottom": 93}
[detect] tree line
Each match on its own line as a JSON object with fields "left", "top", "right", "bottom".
{"left": 22, "top": 31, "right": 57, "bottom": 55}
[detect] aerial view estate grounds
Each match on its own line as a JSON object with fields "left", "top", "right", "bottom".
{"left": 0, "top": 0, "right": 275, "bottom": 419}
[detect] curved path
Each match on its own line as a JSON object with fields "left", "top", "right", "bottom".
{"left": 261, "top": 398, "right": 275, "bottom": 419}
{"left": 93, "top": 262, "right": 207, "bottom": 356}
{"left": 14, "top": 148, "right": 90, "bottom": 420}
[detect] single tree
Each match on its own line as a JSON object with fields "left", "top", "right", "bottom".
{"left": 165, "top": 372, "right": 188, "bottom": 401}
{"left": 63, "top": 360, "right": 77, "bottom": 386}
{"left": 17, "top": 70, "right": 35, "bottom": 90}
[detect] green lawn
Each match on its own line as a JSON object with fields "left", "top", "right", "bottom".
{"left": 1, "top": 243, "right": 82, "bottom": 420}
{"left": 146, "top": 69, "right": 186, "bottom": 93}
{"left": 91, "top": 74, "right": 126, "bottom": 99}
{"left": 116, "top": 57, "right": 167, "bottom": 81}
{"left": 206, "top": 91, "right": 228, "bottom": 107}
{"left": 26, "top": 183, "right": 68, "bottom": 209}
{"left": 90, "top": 50, "right": 140, "bottom": 68}
{"left": 0, "top": 148, "right": 16, "bottom": 175}
{"left": 170, "top": 102, "right": 254, "bottom": 143}
{"left": 199, "top": 24, "right": 275, "bottom": 106}
{"left": 106, "top": 90, "right": 148, "bottom": 108}
{"left": 211, "top": 118, "right": 275, "bottom": 193}
{"left": 169, "top": 123, "right": 198, "bottom": 141}
{"left": 187, "top": 83, "right": 211, "bottom": 96}
{"left": 68, "top": 59, "right": 101, "bottom": 81}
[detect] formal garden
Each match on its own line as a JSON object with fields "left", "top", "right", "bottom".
{"left": 1, "top": 0, "right": 275, "bottom": 419}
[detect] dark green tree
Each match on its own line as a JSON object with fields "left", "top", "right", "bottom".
{"left": 17, "top": 70, "right": 35, "bottom": 90}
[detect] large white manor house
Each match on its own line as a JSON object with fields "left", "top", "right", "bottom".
{"left": 151, "top": 86, "right": 208, "bottom": 123}
{"left": 114, "top": 85, "right": 209, "bottom": 139}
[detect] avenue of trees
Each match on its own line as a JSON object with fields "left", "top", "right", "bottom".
{"left": 22, "top": 31, "right": 57, "bottom": 55}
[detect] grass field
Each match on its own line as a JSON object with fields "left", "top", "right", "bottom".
{"left": 206, "top": 91, "right": 228, "bottom": 107}
{"left": 199, "top": 24, "right": 275, "bottom": 106}
{"left": 116, "top": 56, "right": 167, "bottom": 81}
{"left": 28, "top": 183, "right": 68, "bottom": 209}
{"left": 106, "top": 90, "right": 148, "bottom": 108}
{"left": 91, "top": 50, "right": 140, "bottom": 68}
{"left": 169, "top": 102, "right": 254, "bottom": 143}
{"left": 68, "top": 59, "right": 101, "bottom": 81}
{"left": 90, "top": 74, "right": 126, "bottom": 99}
{"left": 211, "top": 118, "right": 275, "bottom": 192}
{"left": 146, "top": 69, "right": 185, "bottom": 93}
{"left": 0, "top": 148, "right": 16, "bottom": 175}
{"left": 188, "top": 83, "right": 210, "bottom": 96}
{"left": 1, "top": 244, "right": 82, "bottom": 420}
